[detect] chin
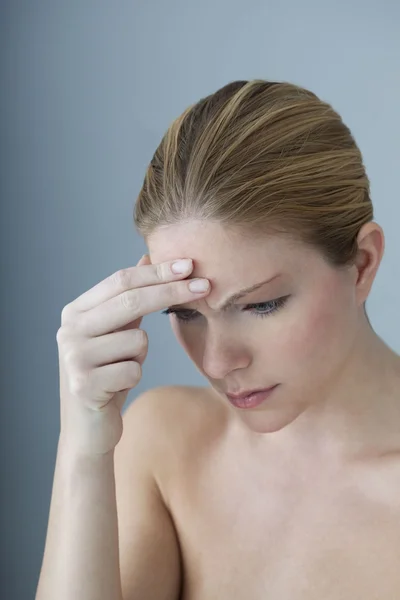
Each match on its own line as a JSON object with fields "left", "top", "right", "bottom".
{"left": 234, "top": 399, "right": 308, "bottom": 436}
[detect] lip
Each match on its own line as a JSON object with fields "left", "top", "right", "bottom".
{"left": 225, "top": 385, "right": 279, "bottom": 409}
{"left": 226, "top": 385, "right": 277, "bottom": 400}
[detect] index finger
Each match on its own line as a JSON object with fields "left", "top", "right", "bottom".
{"left": 79, "top": 275, "right": 211, "bottom": 337}
{"left": 68, "top": 255, "right": 194, "bottom": 313}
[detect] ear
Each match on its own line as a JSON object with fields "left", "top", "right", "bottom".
{"left": 353, "top": 221, "right": 385, "bottom": 305}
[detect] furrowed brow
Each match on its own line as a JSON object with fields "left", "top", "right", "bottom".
{"left": 168, "top": 273, "right": 282, "bottom": 312}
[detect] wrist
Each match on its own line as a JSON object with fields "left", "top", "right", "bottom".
{"left": 58, "top": 434, "right": 116, "bottom": 463}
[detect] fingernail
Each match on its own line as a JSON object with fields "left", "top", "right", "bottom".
{"left": 171, "top": 259, "right": 192, "bottom": 274}
{"left": 188, "top": 279, "right": 210, "bottom": 293}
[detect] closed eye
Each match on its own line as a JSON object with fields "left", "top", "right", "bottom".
{"left": 161, "top": 296, "right": 290, "bottom": 323}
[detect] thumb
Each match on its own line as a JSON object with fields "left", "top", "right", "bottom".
{"left": 136, "top": 253, "right": 151, "bottom": 267}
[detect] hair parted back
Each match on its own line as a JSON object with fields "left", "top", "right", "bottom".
{"left": 133, "top": 79, "right": 374, "bottom": 269}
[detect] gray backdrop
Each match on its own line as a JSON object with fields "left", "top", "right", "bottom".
{"left": 1, "top": 1, "right": 399, "bottom": 598}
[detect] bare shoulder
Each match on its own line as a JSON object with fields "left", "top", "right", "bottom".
{"left": 123, "top": 384, "right": 228, "bottom": 444}
{"left": 122, "top": 384, "right": 229, "bottom": 488}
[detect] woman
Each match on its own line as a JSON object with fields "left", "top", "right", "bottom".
{"left": 36, "top": 80, "right": 400, "bottom": 599}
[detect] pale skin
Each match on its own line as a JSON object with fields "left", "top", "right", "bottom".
{"left": 147, "top": 220, "right": 400, "bottom": 459}
{"left": 36, "top": 219, "right": 400, "bottom": 599}
{"left": 36, "top": 251, "right": 213, "bottom": 600}
{"left": 145, "top": 219, "right": 400, "bottom": 598}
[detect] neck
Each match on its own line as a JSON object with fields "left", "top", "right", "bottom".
{"left": 276, "top": 319, "right": 400, "bottom": 463}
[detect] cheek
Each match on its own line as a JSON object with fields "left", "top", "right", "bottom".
{"left": 274, "top": 288, "right": 351, "bottom": 371}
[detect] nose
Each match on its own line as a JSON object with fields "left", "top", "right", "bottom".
{"left": 201, "top": 330, "right": 251, "bottom": 380}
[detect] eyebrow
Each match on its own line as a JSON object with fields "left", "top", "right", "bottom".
{"left": 168, "top": 273, "right": 282, "bottom": 312}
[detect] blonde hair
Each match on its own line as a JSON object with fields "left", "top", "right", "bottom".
{"left": 133, "top": 79, "right": 373, "bottom": 269}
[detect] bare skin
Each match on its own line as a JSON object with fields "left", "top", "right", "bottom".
{"left": 141, "top": 218, "right": 400, "bottom": 598}
{"left": 149, "top": 381, "right": 400, "bottom": 600}
{"left": 37, "top": 218, "right": 400, "bottom": 599}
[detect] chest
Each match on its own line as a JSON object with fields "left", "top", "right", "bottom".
{"left": 168, "top": 451, "right": 400, "bottom": 599}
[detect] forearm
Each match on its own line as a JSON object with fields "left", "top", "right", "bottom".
{"left": 36, "top": 437, "right": 123, "bottom": 600}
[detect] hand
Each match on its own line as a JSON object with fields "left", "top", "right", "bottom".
{"left": 56, "top": 254, "right": 210, "bottom": 455}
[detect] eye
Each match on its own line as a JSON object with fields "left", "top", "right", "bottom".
{"left": 161, "top": 296, "right": 289, "bottom": 323}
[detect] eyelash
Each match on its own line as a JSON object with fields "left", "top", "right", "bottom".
{"left": 161, "top": 296, "right": 289, "bottom": 323}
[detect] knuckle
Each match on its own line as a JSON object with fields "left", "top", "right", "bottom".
{"left": 120, "top": 290, "right": 140, "bottom": 312}
{"left": 61, "top": 305, "right": 82, "bottom": 332}
{"left": 61, "top": 303, "right": 75, "bottom": 325}
{"left": 111, "top": 268, "right": 131, "bottom": 292}
{"left": 155, "top": 262, "right": 167, "bottom": 282}
{"left": 69, "top": 369, "right": 90, "bottom": 396}
{"left": 56, "top": 326, "right": 75, "bottom": 346}
{"left": 63, "top": 345, "right": 82, "bottom": 368}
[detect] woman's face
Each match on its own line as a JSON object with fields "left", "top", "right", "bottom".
{"left": 147, "top": 220, "right": 362, "bottom": 434}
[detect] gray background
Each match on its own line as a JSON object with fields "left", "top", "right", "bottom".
{"left": 1, "top": 1, "right": 399, "bottom": 597}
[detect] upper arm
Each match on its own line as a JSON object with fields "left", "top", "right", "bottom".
{"left": 114, "top": 387, "right": 182, "bottom": 600}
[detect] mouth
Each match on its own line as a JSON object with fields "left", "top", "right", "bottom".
{"left": 225, "top": 385, "right": 279, "bottom": 409}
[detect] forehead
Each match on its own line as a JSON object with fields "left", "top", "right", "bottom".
{"left": 146, "top": 221, "right": 331, "bottom": 311}
{"left": 147, "top": 221, "right": 302, "bottom": 272}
